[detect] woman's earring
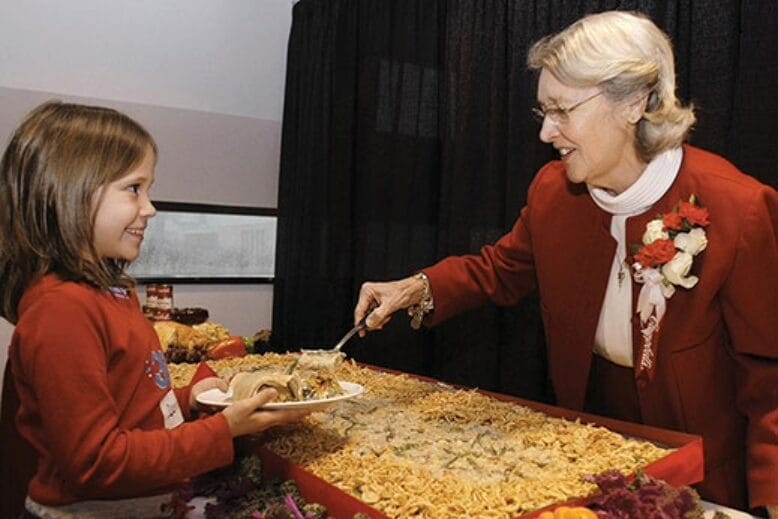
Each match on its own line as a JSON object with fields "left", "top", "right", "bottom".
{"left": 629, "top": 113, "right": 643, "bottom": 125}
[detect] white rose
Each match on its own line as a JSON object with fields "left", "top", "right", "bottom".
{"left": 642, "top": 219, "right": 669, "bottom": 245}
{"left": 674, "top": 227, "right": 708, "bottom": 256}
{"left": 662, "top": 251, "right": 699, "bottom": 289}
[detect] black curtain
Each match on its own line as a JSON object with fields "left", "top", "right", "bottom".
{"left": 273, "top": 0, "right": 778, "bottom": 403}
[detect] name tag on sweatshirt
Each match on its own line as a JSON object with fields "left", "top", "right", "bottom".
{"left": 160, "top": 390, "right": 184, "bottom": 429}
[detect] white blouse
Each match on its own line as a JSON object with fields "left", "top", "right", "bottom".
{"left": 587, "top": 147, "right": 683, "bottom": 367}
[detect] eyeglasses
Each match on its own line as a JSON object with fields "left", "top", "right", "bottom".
{"left": 531, "top": 91, "right": 603, "bottom": 125}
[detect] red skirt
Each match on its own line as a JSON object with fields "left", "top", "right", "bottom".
{"left": 584, "top": 353, "right": 642, "bottom": 423}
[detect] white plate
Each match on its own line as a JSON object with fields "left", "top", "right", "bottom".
{"left": 195, "top": 381, "right": 365, "bottom": 410}
{"left": 701, "top": 501, "right": 759, "bottom": 519}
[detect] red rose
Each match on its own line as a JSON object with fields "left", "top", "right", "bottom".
{"left": 662, "top": 211, "right": 684, "bottom": 231}
{"left": 678, "top": 201, "right": 710, "bottom": 227}
{"left": 635, "top": 239, "right": 677, "bottom": 268}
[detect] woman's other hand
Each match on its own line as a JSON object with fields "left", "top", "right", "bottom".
{"left": 355, "top": 275, "right": 428, "bottom": 333}
{"left": 221, "top": 388, "right": 310, "bottom": 437}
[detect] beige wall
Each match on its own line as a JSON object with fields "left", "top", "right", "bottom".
{"left": 0, "top": 0, "right": 295, "bottom": 404}
{"left": 0, "top": 86, "right": 283, "bottom": 207}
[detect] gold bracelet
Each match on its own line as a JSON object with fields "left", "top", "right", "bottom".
{"left": 408, "top": 272, "right": 434, "bottom": 330}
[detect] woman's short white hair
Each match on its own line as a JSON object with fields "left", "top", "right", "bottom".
{"left": 527, "top": 11, "right": 695, "bottom": 162}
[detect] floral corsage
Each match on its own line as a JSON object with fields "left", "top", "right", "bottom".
{"left": 631, "top": 195, "right": 710, "bottom": 379}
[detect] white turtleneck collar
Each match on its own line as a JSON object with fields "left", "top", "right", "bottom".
{"left": 587, "top": 147, "right": 683, "bottom": 216}
{"left": 588, "top": 146, "right": 683, "bottom": 368}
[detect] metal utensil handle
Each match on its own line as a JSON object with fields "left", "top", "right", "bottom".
{"left": 333, "top": 321, "right": 367, "bottom": 351}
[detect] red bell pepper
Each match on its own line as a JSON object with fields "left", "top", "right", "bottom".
{"left": 207, "top": 336, "right": 248, "bottom": 360}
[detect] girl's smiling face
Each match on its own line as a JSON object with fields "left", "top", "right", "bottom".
{"left": 536, "top": 68, "right": 646, "bottom": 194}
{"left": 92, "top": 148, "right": 156, "bottom": 262}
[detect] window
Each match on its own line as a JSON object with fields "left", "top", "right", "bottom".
{"left": 127, "top": 201, "right": 276, "bottom": 283}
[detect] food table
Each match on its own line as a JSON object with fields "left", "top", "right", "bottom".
{"left": 184, "top": 478, "right": 760, "bottom": 519}
{"left": 172, "top": 355, "right": 715, "bottom": 518}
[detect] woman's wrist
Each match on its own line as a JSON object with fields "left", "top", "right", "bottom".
{"left": 407, "top": 272, "right": 434, "bottom": 329}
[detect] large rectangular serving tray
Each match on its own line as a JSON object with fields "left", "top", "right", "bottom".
{"left": 251, "top": 365, "right": 703, "bottom": 519}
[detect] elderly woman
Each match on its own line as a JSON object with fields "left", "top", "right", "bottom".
{"left": 353, "top": 11, "right": 777, "bottom": 516}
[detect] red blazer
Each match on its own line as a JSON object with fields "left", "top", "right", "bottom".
{"left": 423, "top": 145, "right": 778, "bottom": 510}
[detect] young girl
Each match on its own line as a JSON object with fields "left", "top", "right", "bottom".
{"left": 0, "top": 101, "right": 308, "bottom": 518}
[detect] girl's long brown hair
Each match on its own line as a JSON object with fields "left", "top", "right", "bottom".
{"left": 0, "top": 101, "right": 157, "bottom": 323}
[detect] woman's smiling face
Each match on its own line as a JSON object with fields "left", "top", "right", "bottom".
{"left": 536, "top": 68, "right": 646, "bottom": 194}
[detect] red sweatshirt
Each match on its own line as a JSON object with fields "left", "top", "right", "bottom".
{"left": 9, "top": 275, "right": 233, "bottom": 505}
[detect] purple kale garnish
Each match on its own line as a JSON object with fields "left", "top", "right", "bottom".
{"left": 175, "top": 453, "right": 332, "bottom": 519}
{"left": 587, "top": 470, "right": 704, "bottom": 519}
